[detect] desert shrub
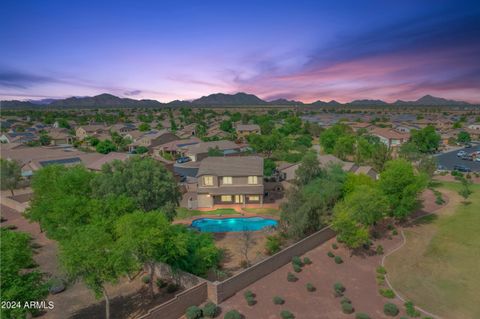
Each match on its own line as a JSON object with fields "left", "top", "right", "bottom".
{"left": 292, "top": 256, "right": 303, "bottom": 267}
{"left": 387, "top": 224, "right": 394, "bottom": 230}
{"left": 334, "top": 256, "right": 343, "bottom": 264}
{"left": 166, "top": 283, "right": 179, "bottom": 293}
{"left": 376, "top": 277, "right": 385, "bottom": 285}
{"left": 142, "top": 275, "right": 151, "bottom": 284}
{"left": 280, "top": 310, "right": 295, "bottom": 319}
{"left": 404, "top": 301, "right": 420, "bottom": 317}
{"left": 203, "top": 302, "right": 219, "bottom": 318}
{"left": 356, "top": 313, "right": 371, "bottom": 319}
{"left": 306, "top": 283, "right": 315, "bottom": 292}
{"left": 246, "top": 296, "right": 256, "bottom": 306}
{"left": 379, "top": 288, "right": 395, "bottom": 298}
{"left": 392, "top": 229, "right": 398, "bottom": 235}
{"left": 273, "top": 296, "right": 285, "bottom": 305}
{"left": 376, "top": 266, "right": 387, "bottom": 275}
{"left": 333, "top": 282, "right": 345, "bottom": 297}
{"left": 287, "top": 272, "right": 298, "bottom": 282}
{"left": 303, "top": 257, "right": 312, "bottom": 265}
{"left": 2, "top": 224, "right": 17, "bottom": 230}
{"left": 293, "top": 264, "right": 302, "bottom": 273}
{"left": 243, "top": 290, "right": 255, "bottom": 299}
{"left": 341, "top": 302, "right": 354, "bottom": 314}
{"left": 239, "top": 260, "right": 248, "bottom": 268}
{"left": 186, "top": 306, "right": 202, "bottom": 319}
{"left": 340, "top": 297, "right": 351, "bottom": 305}
{"left": 266, "top": 235, "right": 281, "bottom": 255}
{"left": 156, "top": 278, "right": 167, "bottom": 289}
{"left": 327, "top": 251, "right": 335, "bottom": 258}
{"left": 30, "top": 242, "right": 42, "bottom": 249}
{"left": 376, "top": 245, "right": 384, "bottom": 255}
{"left": 224, "top": 310, "right": 241, "bottom": 319}
{"left": 332, "top": 243, "right": 338, "bottom": 249}
{"left": 384, "top": 303, "right": 399, "bottom": 316}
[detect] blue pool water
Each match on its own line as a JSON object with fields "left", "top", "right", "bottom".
{"left": 191, "top": 217, "right": 278, "bottom": 232}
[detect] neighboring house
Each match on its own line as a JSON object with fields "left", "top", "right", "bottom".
{"left": 236, "top": 124, "right": 261, "bottom": 141}
{"left": 348, "top": 122, "right": 373, "bottom": 132}
{"left": 196, "top": 156, "right": 264, "bottom": 208}
{"left": 75, "top": 124, "right": 109, "bottom": 141}
{"left": 177, "top": 124, "right": 197, "bottom": 138}
{"left": 153, "top": 137, "right": 201, "bottom": 158}
{"left": 181, "top": 140, "right": 244, "bottom": 162}
{"left": 393, "top": 124, "right": 421, "bottom": 133}
{"left": 111, "top": 123, "right": 137, "bottom": 133}
{"left": 46, "top": 128, "right": 74, "bottom": 145}
{"left": 0, "top": 132, "right": 38, "bottom": 144}
{"left": 278, "top": 154, "right": 379, "bottom": 182}
{"left": 467, "top": 124, "right": 480, "bottom": 131}
{"left": 129, "top": 130, "right": 179, "bottom": 152}
{"left": 371, "top": 127, "right": 409, "bottom": 148}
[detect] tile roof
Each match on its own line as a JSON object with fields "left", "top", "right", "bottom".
{"left": 197, "top": 156, "right": 263, "bottom": 177}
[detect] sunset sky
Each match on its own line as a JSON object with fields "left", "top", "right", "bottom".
{"left": 1, "top": 0, "right": 479, "bottom": 103}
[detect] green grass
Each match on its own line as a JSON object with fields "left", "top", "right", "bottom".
{"left": 175, "top": 207, "right": 239, "bottom": 220}
{"left": 385, "top": 181, "right": 480, "bottom": 319}
{"left": 242, "top": 207, "right": 281, "bottom": 216}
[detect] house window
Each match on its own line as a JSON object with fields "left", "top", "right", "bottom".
{"left": 221, "top": 195, "right": 232, "bottom": 202}
{"left": 203, "top": 176, "right": 214, "bottom": 186}
{"left": 222, "top": 176, "right": 232, "bottom": 185}
{"left": 248, "top": 195, "right": 260, "bottom": 201}
{"left": 248, "top": 176, "right": 258, "bottom": 184}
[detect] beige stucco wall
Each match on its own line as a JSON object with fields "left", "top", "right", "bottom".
{"left": 197, "top": 194, "right": 213, "bottom": 208}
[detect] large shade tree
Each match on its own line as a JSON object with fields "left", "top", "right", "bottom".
{"left": 0, "top": 229, "right": 49, "bottom": 319}
{"left": 91, "top": 157, "right": 181, "bottom": 219}
{"left": 1, "top": 159, "right": 22, "bottom": 196}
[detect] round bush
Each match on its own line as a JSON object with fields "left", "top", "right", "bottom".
{"left": 287, "top": 272, "right": 298, "bottom": 282}
{"left": 376, "top": 266, "right": 387, "bottom": 275}
{"left": 379, "top": 288, "right": 395, "bottom": 299}
{"left": 142, "top": 275, "right": 151, "bottom": 284}
{"left": 376, "top": 245, "right": 384, "bottom": 255}
{"left": 280, "top": 310, "right": 295, "bottom": 319}
{"left": 292, "top": 256, "right": 303, "bottom": 267}
{"left": 327, "top": 251, "right": 335, "bottom": 258}
{"left": 334, "top": 256, "right": 343, "bottom": 264}
{"left": 356, "top": 313, "right": 371, "bottom": 319}
{"left": 340, "top": 297, "right": 351, "bottom": 305}
{"left": 333, "top": 282, "right": 345, "bottom": 297}
{"left": 293, "top": 264, "right": 302, "bottom": 273}
{"left": 273, "top": 296, "right": 285, "bottom": 305}
{"left": 404, "top": 301, "right": 420, "bottom": 317}
{"left": 341, "top": 302, "right": 354, "bottom": 314}
{"left": 186, "top": 306, "right": 202, "bottom": 319}
{"left": 203, "top": 302, "right": 218, "bottom": 318}
{"left": 246, "top": 296, "right": 256, "bottom": 306}
{"left": 332, "top": 243, "right": 338, "bottom": 250}
{"left": 392, "top": 229, "right": 398, "bottom": 235}
{"left": 303, "top": 257, "right": 312, "bottom": 265}
{"left": 243, "top": 290, "right": 255, "bottom": 299}
{"left": 306, "top": 283, "right": 315, "bottom": 292}
{"left": 224, "top": 310, "right": 241, "bottom": 319}
{"left": 384, "top": 303, "right": 399, "bottom": 316}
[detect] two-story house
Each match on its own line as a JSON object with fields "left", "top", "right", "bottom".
{"left": 235, "top": 124, "right": 261, "bottom": 141}
{"left": 196, "top": 156, "right": 264, "bottom": 208}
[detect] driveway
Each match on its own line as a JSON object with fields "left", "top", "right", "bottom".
{"left": 435, "top": 143, "right": 480, "bottom": 172}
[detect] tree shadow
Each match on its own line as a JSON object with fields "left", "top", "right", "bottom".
{"left": 70, "top": 286, "right": 182, "bottom": 319}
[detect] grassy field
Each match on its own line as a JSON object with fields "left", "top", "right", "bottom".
{"left": 242, "top": 207, "right": 281, "bottom": 216}
{"left": 385, "top": 182, "right": 480, "bottom": 319}
{"left": 175, "top": 207, "right": 239, "bottom": 220}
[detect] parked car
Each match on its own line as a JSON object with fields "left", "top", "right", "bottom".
{"left": 475, "top": 157, "right": 480, "bottom": 162}
{"left": 453, "top": 165, "right": 472, "bottom": 172}
{"left": 457, "top": 150, "right": 467, "bottom": 157}
{"left": 465, "top": 143, "right": 472, "bottom": 148}
{"left": 176, "top": 157, "right": 191, "bottom": 164}
{"left": 461, "top": 155, "right": 473, "bottom": 161}
{"left": 435, "top": 165, "right": 448, "bottom": 173}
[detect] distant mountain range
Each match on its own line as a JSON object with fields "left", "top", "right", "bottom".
{"left": 1, "top": 92, "right": 477, "bottom": 109}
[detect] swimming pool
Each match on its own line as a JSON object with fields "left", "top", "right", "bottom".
{"left": 191, "top": 217, "right": 278, "bottom": 232}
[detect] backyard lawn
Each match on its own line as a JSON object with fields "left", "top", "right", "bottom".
{"left": 385, "top": 181, "right": 480, "bottom": 319}
{"left": 175, "top": 207, "right": 239, "bottom": 220}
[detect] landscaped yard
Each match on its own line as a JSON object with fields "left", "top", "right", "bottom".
{"left": 175, "top": 207, "right": 239, "bottom": 220}
{"left": 242, "top": 207, "right": 281, "bottom": 216}
{"left": 385, "top": 181, "right": 480, "bottom": 319}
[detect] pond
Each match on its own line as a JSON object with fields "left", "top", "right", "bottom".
{"left": 191, "top": 217, "right": 278, "bottom": 232}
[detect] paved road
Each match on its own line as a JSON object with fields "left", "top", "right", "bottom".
{"left": 435, "top": 143, "right": 480, "bottom": 172}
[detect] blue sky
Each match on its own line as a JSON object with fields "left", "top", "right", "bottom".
{"left": 1, "top": 0, "right": 479, "bottom": 102}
